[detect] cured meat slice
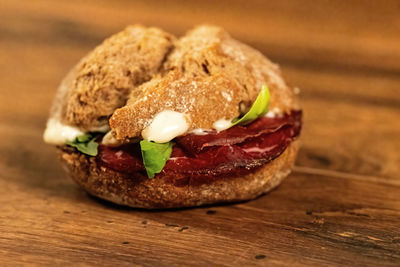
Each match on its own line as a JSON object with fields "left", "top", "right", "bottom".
{"left": 98, "top": 110, "right": 302, "bottom": 185}
{"left": 176, "top": 110, "right": 302, "bottom": 154}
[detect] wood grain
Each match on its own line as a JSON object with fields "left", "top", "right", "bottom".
{"left": 0, "top": 0, "right": 399, "bottom": 265}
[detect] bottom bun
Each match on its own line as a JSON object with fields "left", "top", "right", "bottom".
{"left": 59, "top": 141, "right": 299, "bottom": 209}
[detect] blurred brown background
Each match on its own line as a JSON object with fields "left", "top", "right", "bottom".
{"left": 1, "top": 0, "right": 399, "bottom": 265}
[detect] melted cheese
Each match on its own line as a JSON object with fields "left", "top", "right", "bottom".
{"left": 142, "top": 110, "right": 190, "bottom": 143}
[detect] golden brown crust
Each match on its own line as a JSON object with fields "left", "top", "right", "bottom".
{"left": 59, "top": 141, "right": 299, "bottom": 209}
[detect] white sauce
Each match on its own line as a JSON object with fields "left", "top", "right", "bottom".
{"left": 88, "top": 124, "right": 110, "bottom": 133}
{"left": 102, "top": 131, "right": 122, "bottom": 146}
{"left": 213, "top": 118, "right": 232, "bottom": 132}
{"left": 265, "top": 107, "right": 282, "bottom": 118}
{"left": 142, "top": 110, "right": 190, "bottom": 143}
{"left": 43, "top": 118, "right": 85, "bottom": 145}
{"left": 189, "top": 128, "right": 210, "bottom": 136}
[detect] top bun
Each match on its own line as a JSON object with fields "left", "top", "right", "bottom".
{"left": 51, "top": 25, "right": 299, "bottom": 141}
{"left": 52, "top": 25, "right": 175, "bottom": 131}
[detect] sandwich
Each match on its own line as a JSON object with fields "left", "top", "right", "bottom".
{"left": 43, "top": 25, "right": 302, "bottom": 209}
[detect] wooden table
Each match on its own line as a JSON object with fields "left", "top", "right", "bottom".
{"left": 1, "top": 0, "right": 399, "bottom": 265}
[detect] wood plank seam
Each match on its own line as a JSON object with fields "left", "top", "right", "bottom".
{"left": 293, "top": 166, "right": 400, "bottom": 186}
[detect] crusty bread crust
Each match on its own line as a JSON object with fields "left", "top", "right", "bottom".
{"left": 59, "top": 141, "right": 299, "bottom": 209}
{"left": 48, "top": 25, "right": 301, "bottom": 209}
{"left": 55, "top": 25, "right": 175, "bottom": 131}
{"left": 50, "top": 25, "right": 299, "bottom": 142}
{"left": 110, "top": 25, "right": 300, "bottom": 140}
{"left": 110, "top": 70, "right": 249, "bottom": 139}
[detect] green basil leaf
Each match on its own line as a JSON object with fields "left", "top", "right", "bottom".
{"left": 231, "top": 85, "right": 270, "bottom": 126}
{"left": 76, "top": 134, "right": 92, "bottom": 143}
{"left": 66, "top": 134, "right": 98, "bottom": 156}
{"left": 140, "top": 140, "right": 173, "bottom": 178}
